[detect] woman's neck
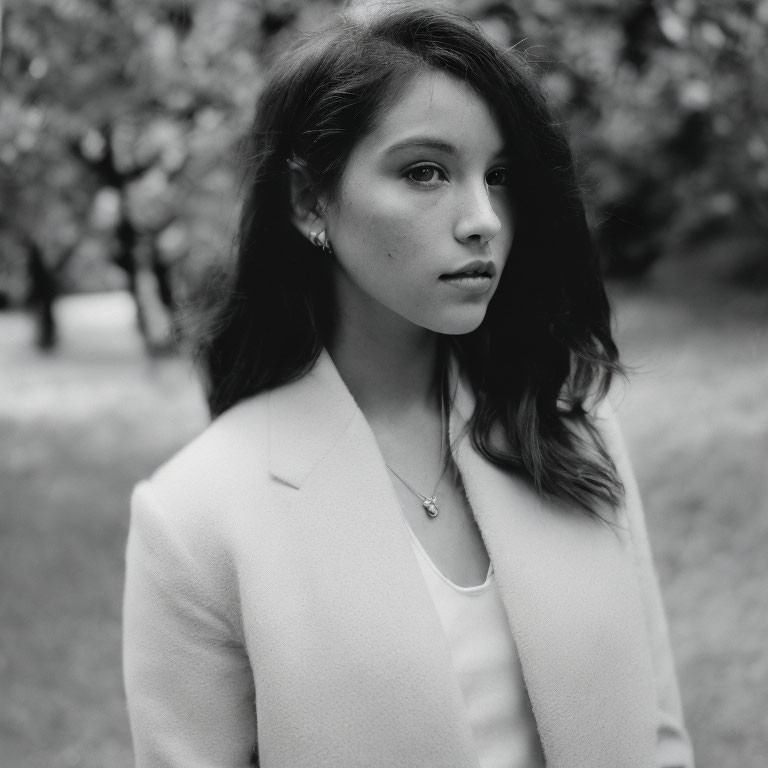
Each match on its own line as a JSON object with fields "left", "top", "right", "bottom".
{"left": 327, "top": 314, "right": 441, "bottom": 422}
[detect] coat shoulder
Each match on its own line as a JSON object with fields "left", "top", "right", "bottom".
{"left": 136, "top": 392, "right": 272, "bottom": 549}
{"left": 154, "top": 392, "right": 269, "bottom": 492}
{"left": 126, "top": 394, "right": 274, "bottom": 655}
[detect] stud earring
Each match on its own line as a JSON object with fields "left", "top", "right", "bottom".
{"left": 309, "top": 230, "right": 332, "bottom": 255}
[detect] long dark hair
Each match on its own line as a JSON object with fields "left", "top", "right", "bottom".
{"left": 196, "top": 6, "right": 626, "bottom": 513}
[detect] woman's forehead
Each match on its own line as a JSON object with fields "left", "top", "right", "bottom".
{"left": 362, "top": 70, "right": 507, "bottom": 161}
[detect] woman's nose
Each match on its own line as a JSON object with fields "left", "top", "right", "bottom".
{"left": 453, "top": 181, "right": 503, "bottom": 244}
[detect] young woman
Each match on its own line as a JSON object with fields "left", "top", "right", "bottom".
{"left": 123, "top": 7, "right": 694, "bottom": 768}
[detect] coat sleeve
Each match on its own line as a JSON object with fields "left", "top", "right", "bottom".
{"left": 595, "top": 398, "right": 696, "bottom": 768}
{"left": 123, "top": 481, "right": 258, "bottom": 767}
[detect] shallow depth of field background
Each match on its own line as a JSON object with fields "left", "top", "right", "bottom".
{"left": 1, "top": 1, "right": 767, "bottom": 766}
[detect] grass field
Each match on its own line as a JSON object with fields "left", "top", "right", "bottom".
{"left": 1, "top": 282, "right": 766, "bottom": 767}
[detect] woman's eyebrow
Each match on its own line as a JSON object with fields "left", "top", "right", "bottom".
{"left": 383, "top": 137, "right": 458, "bottom": 156}
{"left": 383, "top": 136, "right": 509, "bottom": 159}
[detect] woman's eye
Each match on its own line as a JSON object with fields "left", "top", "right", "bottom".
{"left": 406, "top": 165, "right": 445, "bottom": 185}
{"left": 486, "top": 167, "right": 509, "bottom": 187}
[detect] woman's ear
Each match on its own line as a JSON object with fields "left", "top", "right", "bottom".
{"left": 286, "top": 159, "right": 325, "bottom": 241}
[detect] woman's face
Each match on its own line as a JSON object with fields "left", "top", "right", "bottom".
{"left": 322, "top": 70, "right": 515, "bottom": 338}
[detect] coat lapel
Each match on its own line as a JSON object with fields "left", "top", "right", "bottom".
{"left": 267, "top": 350, "right": 481, "bottom": 768}
{"left": 450, "top": 368, "right": 658, "bottom": 767}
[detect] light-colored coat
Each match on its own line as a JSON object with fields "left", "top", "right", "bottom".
{"left": 123, "top": 349, "right": 694, "bottom": 767}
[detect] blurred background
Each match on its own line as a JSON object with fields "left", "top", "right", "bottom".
{"left": 0, "top": 0, "right": 766, "bottom": 765}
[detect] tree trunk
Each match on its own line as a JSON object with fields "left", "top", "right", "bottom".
{"left": 26, "top": 240, "right": 57, "bottom": 350}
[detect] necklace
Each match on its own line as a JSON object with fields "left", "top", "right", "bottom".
{"left": 385, "top": 394, "right": 449, "bottom": 519}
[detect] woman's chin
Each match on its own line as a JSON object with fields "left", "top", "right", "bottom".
{"left": 425, "top": 310, "right": 488, "bottom": 336}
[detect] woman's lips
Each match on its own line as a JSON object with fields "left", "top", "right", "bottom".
{"left": 439, "top": 272, "right": 493, "bottom": 294}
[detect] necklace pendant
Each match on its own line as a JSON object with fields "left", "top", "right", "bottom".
{"left": 423, "top": 497, "right": 439, "bottom": 518}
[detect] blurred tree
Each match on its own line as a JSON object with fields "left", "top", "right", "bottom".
{"left": 0, "top": 0, "right": 339, "bottom": 350}
{"left": 1, "top": 0, "right": 766, "bottom": 351}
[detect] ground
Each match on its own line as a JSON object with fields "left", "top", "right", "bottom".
{"left": 0, "top": 278, "right": 766, "bottom": 767}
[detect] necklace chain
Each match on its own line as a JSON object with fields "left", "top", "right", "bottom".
{"left": 385, "top": 388, "right": 449, "bottom": 519}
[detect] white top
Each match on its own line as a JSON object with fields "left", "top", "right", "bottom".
{"left": 403, "top": 522, "right": 545, "bottom": 768}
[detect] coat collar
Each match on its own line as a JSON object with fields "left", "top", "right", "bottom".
{"left": 268, "top": 347, "right": 475, "bottom": 490}
{"left": 268, "top": 349, "right": 359, "bottom": 489}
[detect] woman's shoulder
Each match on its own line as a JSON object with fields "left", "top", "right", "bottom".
{"left": 160, "top": 391, "right": 269, "bottom": 477}
{"left": 126, "top": 393, "right": 273, "bottom": 634}
{"left": 584, "top": 386, "right": 647, "bottom": 535}
{"left": 564, "top": 379, "right": 627, "bottom": 454}
{"left": 137, "top": 391, "right": 273, "bottom": 532}
{"left": 586, "top": 386, "right": 633, "bottom": 475}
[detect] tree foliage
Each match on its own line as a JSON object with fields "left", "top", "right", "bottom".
{"left": 1, "top": 0, "right": 766, "bottom": 348}
{"left": 483, "top": 0, "right": 768, "bottom": 275}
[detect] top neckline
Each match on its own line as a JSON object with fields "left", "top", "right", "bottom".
{"left": 403, "top": 519, "right": 493, "bottom": 594}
